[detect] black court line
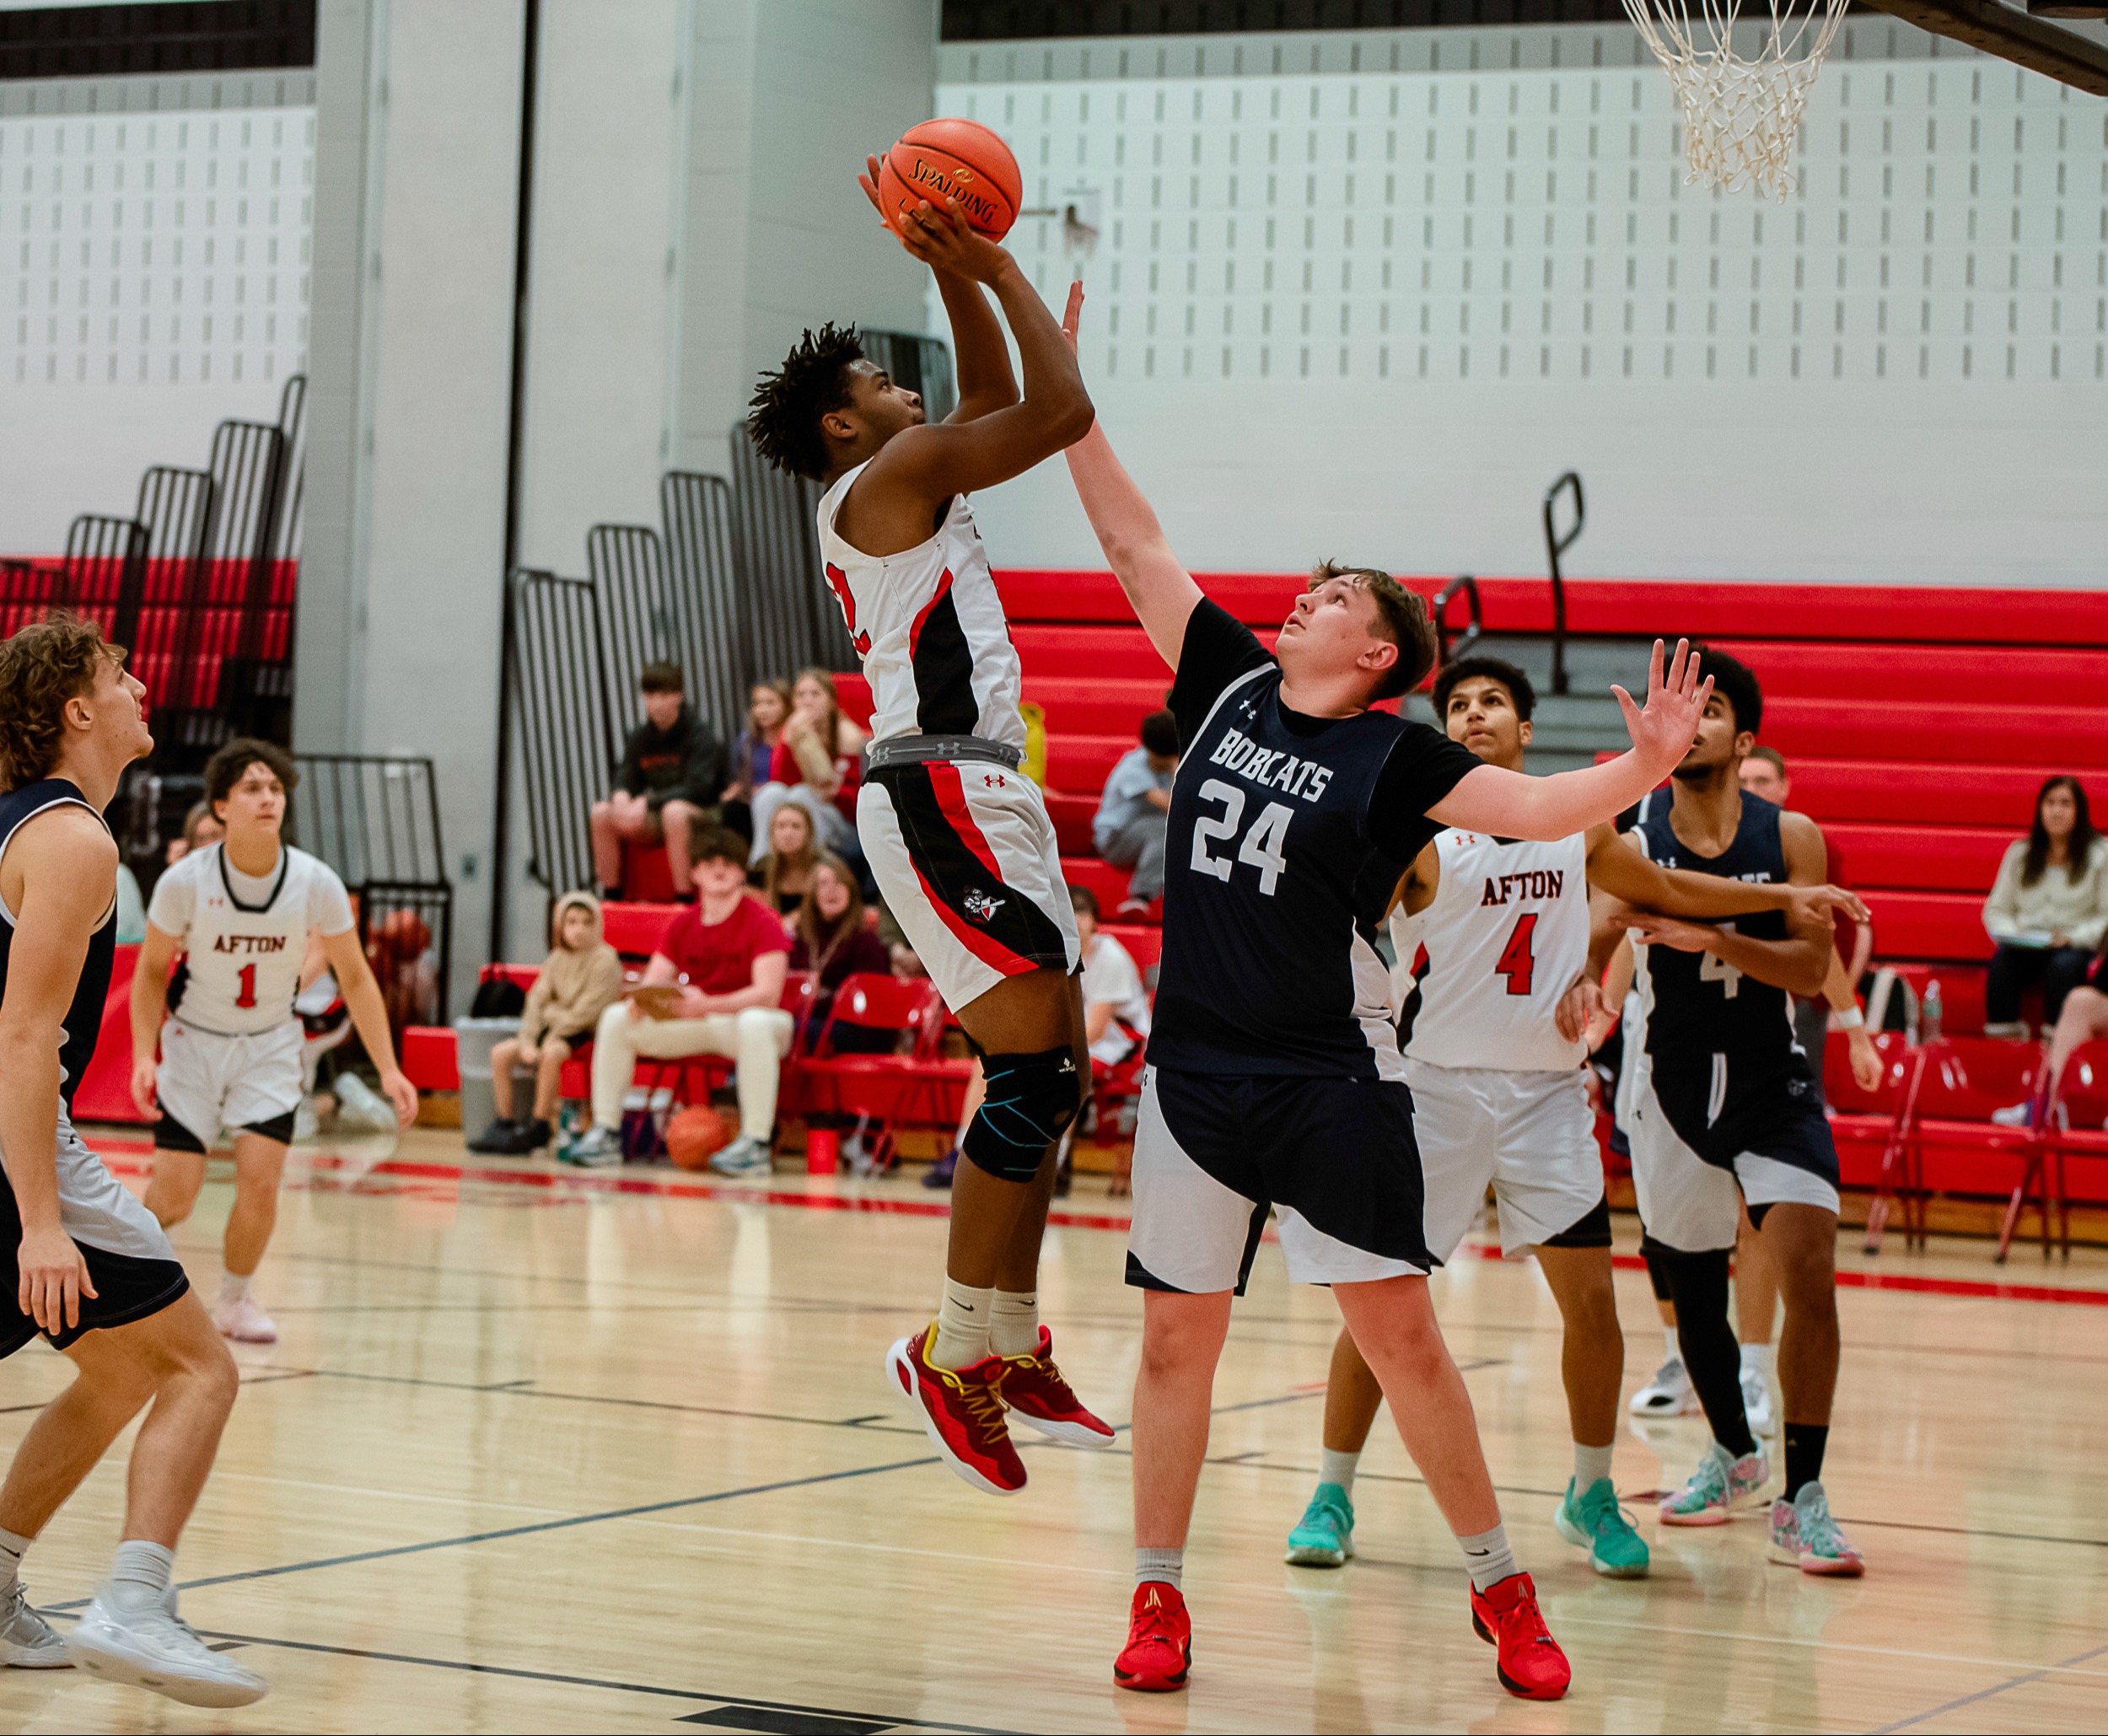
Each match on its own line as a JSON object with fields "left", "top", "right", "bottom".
{"left": 44, "top": 1454, "right": 940, "bottom": 1613}
{"left": 1874, "top": 1639, "right": 2108, "bottom": 1733}
{"left": 37, "top": 1617, "right": 1017, "bottom": 1736}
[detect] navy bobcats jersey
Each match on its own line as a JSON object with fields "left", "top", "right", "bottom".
{"left": 0, "top": 779, "right": 117, "bottom": 1112}
{"left": 1148, "top": 601, "right": 1479, "bottom": 1078}
{"left": 1630, "top": 791, "right": 1831, "bottom": 1166}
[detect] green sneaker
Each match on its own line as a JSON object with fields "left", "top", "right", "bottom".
{"left": 1284, "top": 1482, "right": 1355, "bottom": 1567}
{"left": 1554, "top": 1476, "right": 1651, "bottom": 1578}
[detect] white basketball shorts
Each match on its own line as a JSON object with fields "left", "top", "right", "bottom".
{"left": 860, "top": 760, "right": 1080, "bottom": 1017}
{"left": 1407, "top": 1057, "right": 1610, "bottom": 1261}
{"left": 155, "top": 1017, "right": 304, "bottom": 1152}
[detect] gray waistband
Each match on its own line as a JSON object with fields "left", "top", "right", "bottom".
{"left": 867, "top": 734, "right": 1025, "bottom": 771}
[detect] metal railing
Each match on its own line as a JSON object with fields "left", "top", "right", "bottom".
{"left": 1542, "top": 471, "right": 1584, "bottom": 697}
{"left": 1433, "top": 573, "right": 1482, "bottom": 669}
{"left": 727, "top": 426, "right": 857, "bottom": 680}
{"left": 661, "top": 470, "right": 747, "bottom": 743}
{"left": 507, "top": 568, "right": 615, "bottom": 900}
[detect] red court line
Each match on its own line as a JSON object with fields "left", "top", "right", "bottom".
{"left": 90, "top": 1142, "right": 2108, "bottom": 1307}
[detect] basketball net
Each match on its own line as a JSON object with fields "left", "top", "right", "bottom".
{"left": 1621, "top": 0, "right": 1847, "bottom": 201}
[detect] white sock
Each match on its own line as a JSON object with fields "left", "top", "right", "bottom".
{"left": 218, "top": 1271, "right": 251, "bottom": 1303}
{"left": 1320, "top": 1448, "right": 1360, "bottom": 1500}
{"left": 1740, "top": 1341, "right": 1774, "bottom": 1382}
{"left": 1573, "top": 1442, "right": 1615, "bottom": 1491}
{"left": 1136, "top": 1545, "right": 1183, "bottom": 1590}
{"left": 929, "top": 1278, "right": 994, "bottom": 1370}
{"left": 106, "top": 1540, "right": 175, "bottom": 1614}
{"left": 1663, "top": 1323, "right": 1681, "bottom": 1366}
{"left": 0, "top": 1524, "right": 29, "bottom": 1590}
{"left": 1456, "top": 1522, "right": 1519, "bottom": 1594}
{"left": 989, "top": 1289, "right": 1039, "bottom": 1360}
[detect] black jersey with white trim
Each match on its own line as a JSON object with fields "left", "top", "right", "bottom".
{"left": 1631, "top": 793, "right": 1804, "bottom": 1075}
{"left": 0, "top": 779, "right": 117, "bottom": 1111}
{"left": 1148, "top": 600, "right": 1480, "bottom": 1078}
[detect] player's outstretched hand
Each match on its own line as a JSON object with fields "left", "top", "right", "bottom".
{"left": 1613, "top": 911, "right": 1715, "bottom": 954}
{"left": 129, "top": 1053, "right": 159, "bottom": 1120}
{"left": 1059, "top": 280, "right": 1084, "bottom": 354}
{"left": 1612, "top": 638, "right": 1711, "bottom": 780}
{"left": 379, "top": 1067, "right": 418, "bottom": 1130}
{"left": 1554, "top": 974, "right": 1605, "bottom": 1044}
{"left": 894, "top": 196, "right": 1013, "bottom": 284}
{"left": 1789, "top": 884, "right": 1870, "bottom": 925}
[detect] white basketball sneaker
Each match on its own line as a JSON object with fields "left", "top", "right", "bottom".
{"left": 0, "top": 1581, "right": 69, "bottom": 1668}
{"left": 70, "top": 1591, "right": 268, "bottom": 1707}
{"left": 1630, "top": 1356, "right": 1702, "bottom": 1417}
{"left": 1740, "top": 1363, "right": 1777, "bottom": 1435}
{"left": 211, "top": 1293, "right": 278, "bottom": 1344}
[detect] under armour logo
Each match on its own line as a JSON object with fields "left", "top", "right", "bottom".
{"left": 962, "top": 889, "right": 1005, "bottom": 922}
{"left": 1238, "top": 699, "right": 1259, "bottom": 718}
{"left": 982, "top": 772, "right": 1008, "bottom": 788}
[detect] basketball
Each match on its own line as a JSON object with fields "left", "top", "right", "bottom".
{"left": 664, "top": 1104, "right": 733, "bottom": 1171}
{"left": 874, "top": 118, "right": 1021, "bottom": 241}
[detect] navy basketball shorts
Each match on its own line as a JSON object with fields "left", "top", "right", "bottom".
{"left": 1627, "top": 1050, "right": 1842, "bottom": 1252}
{"left": 1127, "top": 1066, "right": 1433, "bottom": 1294}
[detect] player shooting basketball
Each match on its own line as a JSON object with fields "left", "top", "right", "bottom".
{"left": 745, "top": 173, "right": 1105, "bottom": 1499}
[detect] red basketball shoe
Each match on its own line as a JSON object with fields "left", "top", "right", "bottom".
{"left": 885, "top": 1327, "right": 1025, "bottom": 1497}
{"left": 1113, "top": 1582, "right": 1191, "bottom": 1693}
{"left": 1469, "top": 1572, "right": 1571, "bottom": 1701}
{"left": 1000, "top": 1327, "right": 1115, "bottom": 1448}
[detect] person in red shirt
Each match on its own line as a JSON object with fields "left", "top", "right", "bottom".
{"left": 564, "top": 825, "right": 792, "bottom": 1175}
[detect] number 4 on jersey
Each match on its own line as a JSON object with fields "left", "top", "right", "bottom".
{"left": 1495, "top": 912, "right": 1536, "bottom": 997}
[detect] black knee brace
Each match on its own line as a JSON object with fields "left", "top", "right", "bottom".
{"left": 962, "top": 1045, "right": 1084, "bottom": 1182}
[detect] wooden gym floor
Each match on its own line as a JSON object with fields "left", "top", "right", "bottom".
{"left": 1, "top": 1126, "right": 2103, "bottom": 1733}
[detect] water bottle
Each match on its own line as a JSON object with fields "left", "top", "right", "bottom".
{"left": 1921, "top": 978, "right": 1943, "bottom": 1045}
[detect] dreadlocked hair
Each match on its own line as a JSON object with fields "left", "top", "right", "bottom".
{"left": 746, "top": 323, "right": 867, "bottom": 480}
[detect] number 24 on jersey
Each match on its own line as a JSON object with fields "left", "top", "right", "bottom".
{"left": 1190, "top": 780, "right": 1293, "bottom": 895}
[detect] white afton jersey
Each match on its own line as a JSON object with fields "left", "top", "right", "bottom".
{"left": 147, "top": 842, "right": 356, "bottom": 1036}
{"left": 1394, "top": 829, "right": 1590, "bottom": 1073}
{"left": 816, "top": 462, "right": 1026, "bottom": 750}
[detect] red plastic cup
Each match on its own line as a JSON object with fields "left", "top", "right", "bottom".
{"left": 805, "top": 1127, "right": 839, "bottom": 1175}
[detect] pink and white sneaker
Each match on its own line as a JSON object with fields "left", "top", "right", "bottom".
{"left": 211, "top": 1293, "right": 278, "bottom": 1344}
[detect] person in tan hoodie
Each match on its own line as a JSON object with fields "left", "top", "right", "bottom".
{"left": 469, "top": 892, "right": 624, "bottom": 1155}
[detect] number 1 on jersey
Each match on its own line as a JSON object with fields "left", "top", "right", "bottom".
{"left": 235, "top": 961, "right": 257, "bottom": 1009}
{"left": 1495, "top": 912, "right": 1536, "bottom": 997}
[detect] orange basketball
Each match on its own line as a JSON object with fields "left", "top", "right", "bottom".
{"left": 664, "top": 1104, "right": 733, "bottom": 1172}
{"left": 875, "top": 118, "right": 1022, "bottom": 242}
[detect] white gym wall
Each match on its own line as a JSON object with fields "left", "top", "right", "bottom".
{"left": 941, "top": 24, "right": 2108, "bottom": 588}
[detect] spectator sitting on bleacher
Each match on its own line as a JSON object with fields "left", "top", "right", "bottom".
{"left": 589, "top": 661, "right": 730, "bottom": 903}
{"left": 754, "top": 801, "right": 819, "bottom": 919}
{"left": 468, "top": 891, "right": 623, "bottom": 1156}
{"left": 166, "top": 799, "right": 222, "bottom": 866}
{"left": 1093, "top": 707, "right": 1180, "bottom": 915}
{"left": 1982, "top": 776, "right": 2107, "bottom": 1037}
{"left": 788, "top": 854, "right": 892, "bottom": 1029}
{"left": 749, "top": 667, "right": 866, "bottom": 866}
{"left": 564, "top": 825, "right": 793, "bottom": 1178}
{"left": 1073, "top": 885, "right": 1151, "bottom": 1075}
{"left": 723, "top": 678, "right": 792, "bottom": 844}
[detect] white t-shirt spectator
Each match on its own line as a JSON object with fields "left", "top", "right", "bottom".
{"left": 1082, "top": 931, "right": 1152, "bottom": 1067}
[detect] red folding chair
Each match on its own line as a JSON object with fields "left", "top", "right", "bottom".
{"left": 2028, "top": 1037, "right": 2108, "bottom": 1263}
{"left": 1870, "top": 1035, "right": 2042, "bottom": 1259}
{"left": 797, "top": 974, "right": 971, "bottom": 1170}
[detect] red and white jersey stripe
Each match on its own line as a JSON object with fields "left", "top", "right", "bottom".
{"left": 816, "top": 463, "right": 1026, "bottom": 750}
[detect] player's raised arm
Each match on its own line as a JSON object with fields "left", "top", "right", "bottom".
{"left": 1058, "top": 288, "right": 1206, "bottom": 669}
{"left": 1584, "top": 824, "right": 1868, "bottom": 927}
{"left": 1429, "top": 639, "right": 1711, "bottom": 840}
{"left": 858, "top": 196, "right": 1093, "bottom": 501}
